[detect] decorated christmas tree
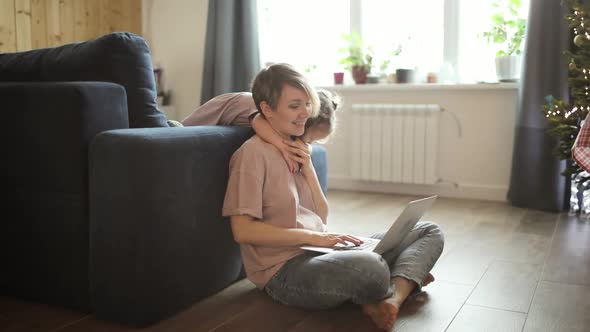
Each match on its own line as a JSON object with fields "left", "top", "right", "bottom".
{"left": 544, "top": 0, "right": 590, "bottom": 212}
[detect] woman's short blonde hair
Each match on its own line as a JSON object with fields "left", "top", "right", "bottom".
{"left": 251, "top": 63, "right": 320, "bottom": 117}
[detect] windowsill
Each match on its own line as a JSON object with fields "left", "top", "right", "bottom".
{"left": 320, "top": 82, "right": 520, "bottom": 92}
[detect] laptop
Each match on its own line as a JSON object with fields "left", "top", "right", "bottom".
{"left": 301, "top": 195, "right": 437, "bottom": 255}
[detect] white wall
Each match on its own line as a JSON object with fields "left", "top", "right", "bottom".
{"left": 143, "top": 0, "right": 209, "bottom": 121}
{"left": 322, "top": 84, "right": 519, "bottom": 202}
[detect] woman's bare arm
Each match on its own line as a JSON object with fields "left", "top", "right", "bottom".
{"left": 283, "top": 140, "right": 329, "bottom": 224}
{"left": 231, "top": 215, "right": 313, "bottom": 246}
{"left": 301, "top": 161, "right": 329, "bottom": 224}
{"left": 231, "top": 215, "right": 361, "bottom": 247}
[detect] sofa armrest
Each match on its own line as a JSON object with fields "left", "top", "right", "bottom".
{"left": 0, "top": 82, "right": 128, "bottom": 311}
{"left": 311, "top": 144, "right": 328, "bottom": 196}
{"left": 89, "top": 126, "right": 254, "bottom": 326}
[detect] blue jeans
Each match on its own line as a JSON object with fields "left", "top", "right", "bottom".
{"left": 264, "top": 222, "right": 444, "bottom": 309}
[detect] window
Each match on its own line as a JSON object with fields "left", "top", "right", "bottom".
{"left": 257, "top": 0, "right": 350, "bottom": 85}
{"left": 457, "top": 0, "right": 530, "bottom": 83}
{"left": 361, "top": 0, "right": 444, "bottom": 77}
{"left": 257, "top": 0, "right": 530, "bottom": 85}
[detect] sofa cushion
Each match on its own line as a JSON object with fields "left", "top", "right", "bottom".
{"left": 0, "top": 32, "right": 168, "bottom": 128}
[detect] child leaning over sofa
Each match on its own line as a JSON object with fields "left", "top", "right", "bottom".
{"left": 181, "top": 89, "right": 340, "bottom": 173}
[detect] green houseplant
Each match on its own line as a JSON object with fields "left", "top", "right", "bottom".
{"left": 379, "top": 45, "right": 402, "bottom": 73}
{"left": 339, "top": 32, "right": 374, "bottom": 84}
{"left": 379, "top": 44, "right": 403, "bottom": 83}
{"left": 481, "top": 0, "right": 527, "bottom": 81}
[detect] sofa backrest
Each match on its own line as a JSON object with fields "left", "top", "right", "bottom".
{"left": 0, "top": 32, "right": 169, "bottom": 128}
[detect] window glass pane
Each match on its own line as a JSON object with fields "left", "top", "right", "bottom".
{"left": 362, "top": 0, "right": 444, "bottom": 79}
{"left": 257, "top": 0, "right": 350, "bottom": 85}
{"left": 458, "top": 0, "right": 530, "bottom": 83}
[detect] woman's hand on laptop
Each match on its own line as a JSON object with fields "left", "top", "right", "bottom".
{"left": 307, "top": 232, "right": 364, "bottom": 247}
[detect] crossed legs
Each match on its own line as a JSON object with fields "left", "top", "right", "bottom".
{"left": 264, "top": 222, "right": 444, "bottom": 331}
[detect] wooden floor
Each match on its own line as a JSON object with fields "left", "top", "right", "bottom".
{"left": 2, "top": 190, "right": 590, "bottom": 332}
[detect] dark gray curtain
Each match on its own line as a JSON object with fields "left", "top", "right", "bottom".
{"left": 507, "top": 0, "right": 570, "bottom": 212}
{"left": 200, "top": 0, "right": 261, "bottom": 104}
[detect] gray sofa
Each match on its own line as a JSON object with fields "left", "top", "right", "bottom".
{"left": 0, "top": 32, "right": 328, "bottom": 327}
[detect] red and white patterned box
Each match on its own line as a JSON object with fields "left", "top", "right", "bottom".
{"left": 573, "top": 112, "right": 590, "bottom": 172}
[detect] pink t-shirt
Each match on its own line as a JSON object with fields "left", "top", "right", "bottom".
{"left": 222, "top": 136, "right": 326, "bottom": 289}
{"left": 181, "top": 92, "right": 258, "bottom": 126}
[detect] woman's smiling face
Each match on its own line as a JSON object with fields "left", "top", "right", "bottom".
{"left": 261, "top": 84, "right": 312, "bottom": 138}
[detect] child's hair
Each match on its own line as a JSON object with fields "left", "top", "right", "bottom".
{"left": 304, "top": 89, "right": 340, "bottom": 138}
{"left": 251, "top": 63, "right": 320, "bottom": 117}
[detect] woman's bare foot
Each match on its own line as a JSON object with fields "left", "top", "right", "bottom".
{"left": 422, "top": 273, "right": 435, "bottom": 287}
{"left": 361, "top": 275, "right": 432, "bottom": 329}
{"left": 361, "top": 298, "right": 400, "bottom": 330}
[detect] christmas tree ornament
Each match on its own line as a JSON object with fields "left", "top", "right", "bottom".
{"left": 574, "top": 34, "right": 586, "bottom": 47}
{"left": 570, "top": 61, "right": 577, "bottom": 70}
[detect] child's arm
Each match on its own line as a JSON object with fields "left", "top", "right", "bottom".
{"left": 251, "top": 114, "right": 299, "bottom": 172}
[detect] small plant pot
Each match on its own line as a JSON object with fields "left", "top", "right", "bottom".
{"left": 427, "top": 72, "right": 438, "bottom": 83}
{"left": 495, "top": 55, "right": 521, "bottom": 82}
{"left": 366, "top": 74, "right": 380, "bottom": 84}
{"left": 386, "top": 73, "right": 397, "bottom": 83}
{"left": 333, "top": 72, "right": 344, "bottom": 85}
{"left": 352, "top": 65, "right": 369, "bottom": 84}
{"left": 396, "top": 69, "right": 415, "bottom": 83}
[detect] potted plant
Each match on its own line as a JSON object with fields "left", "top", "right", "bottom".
{"left": 482, "top": 0, "right": 526, "bottom": 82}
{"left": 339, "top": 32, "right": 374, "bottom": 84}
{"left": 379, "top": 44, "right": 403, "bottom": 83}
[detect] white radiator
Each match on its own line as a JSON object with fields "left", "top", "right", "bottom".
{"left": 350, "top": 104, "right": 441, "bottom": 184}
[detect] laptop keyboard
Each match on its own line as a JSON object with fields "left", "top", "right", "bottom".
{"left": 334, "top": 238, "right": 379, "bottom": 251}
